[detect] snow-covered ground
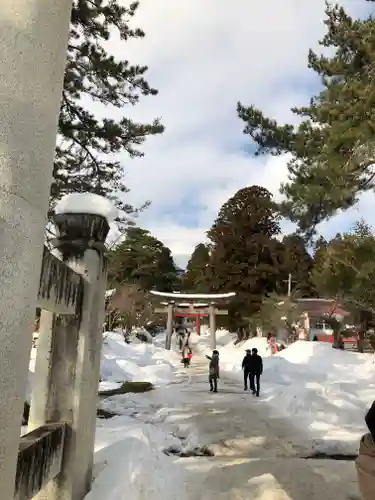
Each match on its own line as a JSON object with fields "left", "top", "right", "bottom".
{"left": 89, "top": 415, "right": 190, "bottom": 500}
{"left": 26, "top": 327, "right": 373, "bottom": 498}
{"left": 91, "top": 331, "right": 199, "bottom": 500}
{"left": 92, "top": 329, "right": 367, "bottom": 499}
{"left": 196, "top": 329, "right": 375, "bottom": 454}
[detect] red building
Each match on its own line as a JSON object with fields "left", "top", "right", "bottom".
{"left": 297, "top": 298, "right": 354, "bottom": 343}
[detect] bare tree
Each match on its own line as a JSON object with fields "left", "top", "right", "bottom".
{"left": 107, "top": 284, "right": 154, "bottom": 333}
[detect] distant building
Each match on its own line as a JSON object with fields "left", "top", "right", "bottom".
{"left": 296, "top": 298, "right": 351, "bottom": 342}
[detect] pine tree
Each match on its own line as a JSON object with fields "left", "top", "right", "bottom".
{"left": 53, "top": 1, "right": 164, "bottom": 226}
{"left": 281, "top": 235, "right": 316, "bottom": 297}
{"left": 237, "top": 1, "right": 375, "bottom": 235}
{"left": 311, "top": 219, "right": 375, "bottom": 351}
{"left": 206, "top": 186, "right": 284, "bottom": 326}
{"left": 311, "top": 221, "right": 375, "bottom": 309}
{"left": 181, "top": 243, "right": 210, "bottom": 292}
{"left": 107, "top": 227, "right": 178, "bottom": 291}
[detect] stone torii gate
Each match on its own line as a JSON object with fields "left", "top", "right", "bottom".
{"left": 160, "top": 301, "right": 211, "bottom": 335}
{"left": 0, "top": 1, "right": 75, "bottom": 498}
{"left": 150, "top": 291, "right": 236, "bottom": 350}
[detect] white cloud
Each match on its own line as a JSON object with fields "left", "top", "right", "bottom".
{"left": 108, "top": 0, "right": 372, "bottom": 266}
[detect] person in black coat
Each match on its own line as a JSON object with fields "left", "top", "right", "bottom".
{"left": 242, "top": 349, "right": 252, "bottom": 391}
{"left": 250, "top": 348, "right": 263, "bottom": 397}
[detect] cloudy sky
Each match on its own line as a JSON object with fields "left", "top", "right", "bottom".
{"left": 110, "top": 0, "right": 373, "bottom": 268}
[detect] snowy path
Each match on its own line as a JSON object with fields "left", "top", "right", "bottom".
{"left": 159, "top": 357, "right": 360, "bottom": 500}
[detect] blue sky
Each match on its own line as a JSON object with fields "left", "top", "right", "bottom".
{"left": 106, "top": 0, "right": 374, "bottom": 268}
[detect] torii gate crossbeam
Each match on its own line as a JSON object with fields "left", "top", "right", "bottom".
{"left": 150, "top": 290, "right": 236, "bottom": 350}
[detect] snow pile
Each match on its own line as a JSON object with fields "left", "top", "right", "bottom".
{"left": 195, "top": 328, "right": 269, "bottom": 362}
{"left": 150, "top": 291, "right": 235, "bottom": 300}
{"left": 219, "top": 336, "right": 270, "bottom": 366}
{"left": 193, "top": 326, "right": 237, "bottom": 350}
{"left": 221, "top": 338, "right": 375, "bottom": 454}
{"left": 86, "top": 416, "right": 188, "bottom": 500}
{"left": 213, "top": 328, "right": 237, "bottom": 347}
{"left": 55, "top": 193, "right": 117, "bottom": 222}
{"left": 100, "top": 332, "right": 180, "bottom": 387}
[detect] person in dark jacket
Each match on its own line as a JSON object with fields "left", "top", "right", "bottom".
{"left": 250, "top": 348, "right": 263, "bottom": 397}
{"left": 242, "top": 349, "right": 253, "bottom": 391}
{"left": 205, "top": 350, "right": 220, "bottom": 392}
{"left": 177, "top": 326, "right": 186, "bottom": 351}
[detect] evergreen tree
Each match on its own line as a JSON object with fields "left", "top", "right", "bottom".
{"left": 312, "top": 220, "right": 375, "bottom": 310}
{"left": 108, "top": 227, "right": 179, "bottom": 291}
{"left": 313, "top": 236, "right": 328, "bottom": 256}
{"left": 206, "top": 186, "right": 284, "bottom": 327}
{"left": 53, "top": 1, "right": 164, "bottom": 226}
{"left": 281, "top": 234, "right": 316, "bottom": 297}
{"left": 311, "top": 220, "right": 375, "bottom": 350}
{"left": 237, "top": 1, "right": 375, "bottom": 234}
{"left": 181, "top": 243, "right": 210, "bottom": 292}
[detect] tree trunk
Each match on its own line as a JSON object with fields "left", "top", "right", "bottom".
{"left": 357, "top": 331, "right": 365, "bottom": 353}
{"left": 236, "top": 328, "right": 246, "bottom": 342}
{"left": 333, "top": 329, "right": 340, "bottom": 348}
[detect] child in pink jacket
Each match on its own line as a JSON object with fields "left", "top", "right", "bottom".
{"left": 356, "top": 400, "right": 375, "bottom": 500}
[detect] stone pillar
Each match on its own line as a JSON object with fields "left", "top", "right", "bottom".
{"left": 30, "top": 213, "right": 109, "bottom": 500}
{"left": 303, "top": 312, "right": 310, "bottom": 341}
{"left": 29, "top": 313, "right": 80, "bottom": 500}
{"left": 165, "top": 302, "right": 174, "bottom": 350}
{"left": 0, "top": 1, "right": 73, "bottom": 498}
{"left": 72, "top": 249, "right": 108, "bottom": 498}
{"left": 196, "top": 315, "right": 201, "bottom": 335}
{"left": 209, "top": 303, "right": 216, "bottom": 350}
{"left": 28, "top": 310, "right": 57, "bottom": 430}
{"left": 57, "top": 213, "right": 109, "bottom": 500}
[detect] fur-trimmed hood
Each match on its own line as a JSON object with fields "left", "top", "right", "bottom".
{"left": 356, "top": 433, "right": 375, "bottom": 500}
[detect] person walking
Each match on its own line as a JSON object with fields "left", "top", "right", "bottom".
{"left": 177, "top": 325, "right": 186, "bottom": 351}
{"left": 182, "top": 343, "right": 191, "bottom": 368}
{"left": 249, "top": 348, "right": 263, "bottom": 397}
{"left": 242, "top": 349, "right": 252, "bottom": 391}
{"left": 205, "top": 350, "right": 220, "bottom": 393}
{"left": 188, "top": 347, "right": 193, "bottom": 364}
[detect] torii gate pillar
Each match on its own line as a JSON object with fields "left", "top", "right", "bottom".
{"left": 150, "top": 291, "right": 236, "bottom": 352}
{"left": 165, "top": 302, "right": 174, "bottom": 350}
{"left": 196, "top": 316, "right": 201, "bottom": 335}
{"left": 0, "top": 1, "right": 73, "bottom": 498}
{"left": 209, "top": 303, "right": 216, "bottom": 350}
